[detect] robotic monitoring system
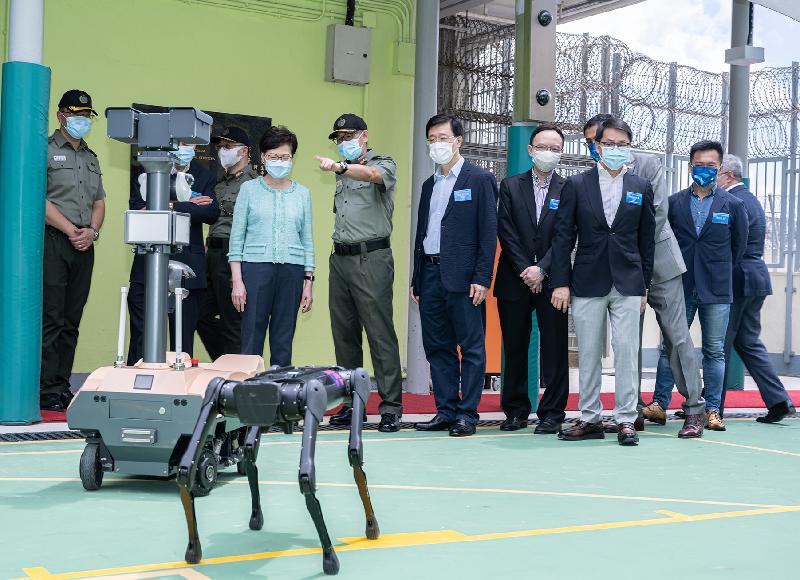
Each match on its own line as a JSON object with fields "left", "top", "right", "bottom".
{"left": 67, "top": 107, "right": 381, "bottom": 577}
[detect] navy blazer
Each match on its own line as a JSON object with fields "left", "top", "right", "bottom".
{"left": 667, "top": 185, "right": 748, "bottom": 304}
{"left": 550, "top": 166, "right": 656, "bottom": 297}
{"left": 411, "top": 160, "right": 498, "bottom": 294}
{"left": 728, "top": 184, "right": 772, "bottom": 297}
{"left": 129, "top": 159, "right": 220, "bottom": 290}
{"left": 494, "top": 170, "right": 566, "bottom": 300}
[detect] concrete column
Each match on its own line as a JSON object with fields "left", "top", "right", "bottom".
{"left": 728, "top": 0, "right": 752, "bottom": 173}
{"left": 405, "top": 0, "right": 439, "bottom": 394}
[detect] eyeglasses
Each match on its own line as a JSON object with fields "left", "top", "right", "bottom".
{"left": 331, "top": 131, "right": 362, "bottom": 145}
{"left": 599, "top": 140, "right": 631, "bottom": 149}
{"left": 426, "top": 136, "right": 456, "bottom": 145}
{"left": 532, "top": 144, "right": 563, "bottom": 154}
{"left": 264, "top": 154, "right": 293, "bottom": 162}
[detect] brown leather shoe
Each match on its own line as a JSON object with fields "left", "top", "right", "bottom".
{"left": 558, "top": 421, "right": 605, "bottom": 441}
{"left": 677, "top": 413, "right": 705, "bottom": 438}
{"left": 642, "top": 401, "right": 667, "bottom": 425}
{"left": 603, "top": 420, "right": 619, "bottom": 433}
{"left": 706, "top": 410, "right": 726, "bottom": 431}
{"left": 617, "top": 422, "right": 639, "bottom": 445}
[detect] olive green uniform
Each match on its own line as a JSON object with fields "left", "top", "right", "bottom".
{"left": 42, "top": 130, "right": 106, "bottom": 397}
{"left": 197, "top": 166, "right": 259, "bottom": 359}
{"left": 329, "top": 150, "right": 402, "bottom": 415}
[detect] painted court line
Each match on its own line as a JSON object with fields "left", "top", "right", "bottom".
{"left": 16, "top": 505, "right": 800, "bottom": 579}
{"left": 0, "top": 475, "right": 785, "bottom": 509}
{"left": 641, "top": 430, "right": 800, "bottom": 457}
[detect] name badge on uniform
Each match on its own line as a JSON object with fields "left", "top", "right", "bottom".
{"left": 53, "top": 155, "right": 67, "bottom": 162}
{"left": 549, "top": 199, "right": 560, "bottom": 210}
{"left": 453, "top": 189, "right": 472, "bottom": 202}
{"left": 712, "top": 212, "right": 730, "bottom": 225}
{"left": 626, "top": 192, "right": 643, "bottom": 205}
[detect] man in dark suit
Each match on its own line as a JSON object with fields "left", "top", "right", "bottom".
{"left": 127, "top": 143, "right": 220, "bottom": 364}
{"left": 412, "top": 113, "right": 498, "bottom": 437}
{"left": 718, "top": 154, "right": 795, "bottom": 423}
{"left": 494, "top": 123, "right": 568, "bottom": 434}
{"left": 655, "top": 141, "right": 748, "bottom": 431}
{"left": 550, "top": 118, "right": 656, "bottom": 446}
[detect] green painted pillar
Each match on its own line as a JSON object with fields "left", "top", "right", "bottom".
{"left": 505, "top": 122, "right": 540, "bottom": 410}
{"left": 0, "top": 61, "right": 51, "bottom": 424}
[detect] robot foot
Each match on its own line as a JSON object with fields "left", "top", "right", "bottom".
{"left": 185, "top": 541, "right": 202, "bottom": 565}
{"left": 249, "top": 508, "right": 264, "bottom": 531}
{"left": 322, "top": 547, "right": 340, "bottom": 575}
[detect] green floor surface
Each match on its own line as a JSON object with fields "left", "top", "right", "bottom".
{"left": 1, "top": 420, "right": 798, "bottom": 579}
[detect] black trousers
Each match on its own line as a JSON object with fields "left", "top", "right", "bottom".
{"left": 240, "top": 262, "right": 304, "bottom": 366}
{"left": 127, "top": 280, "right": 201, "bottom": 366}
{"left": 497, "top": 289, "right": 569, "bottom": 422}
{"left": 197, "top": 246, "right": 241, "bottom": 360}
{"left": 41, "top": 227, "right": 94, "bottom": 397}
{"left": 723, "top": 295, "right": 792, "bottom": 410}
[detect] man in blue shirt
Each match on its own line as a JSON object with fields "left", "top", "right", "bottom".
{"left": 650, "top": 141, "right": 748, "bottom": 431}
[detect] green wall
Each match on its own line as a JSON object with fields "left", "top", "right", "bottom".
{"left": 32, "top": 0, "right": 414, "bottom": 373}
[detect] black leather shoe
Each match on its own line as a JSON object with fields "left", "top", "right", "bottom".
{"left": 634, "top": 416, "right": 645, "bottom": 432}
{"left": 534, "top": 418, "right": 561, "bottom": 434}
{"left": 500, "top": 417, "right": 528, "bottom": 431}
{"left": 449, "top": 420, "right": 476, "bottom": 437}
{"left": 40, "top": 393, "right": 67, "bottom": 412}
{"left": 328, "top": 407, "right": 366, "bottom": 427}
{"left": 378, "top": 413, "right": 401, "bottom": 433}
{"left": 415, "top": 415, "right": 454, "bottom": 431}
{"left": 756, "top": 402, "right": 795, "bottom": 424}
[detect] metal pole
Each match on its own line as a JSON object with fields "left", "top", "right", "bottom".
{"left": 600, "top": 42, "right": 610, "bottom": 114}
{"left": 784, "top": 61, "right": 799, "bottom": 364}
{"left": 0, "top": 0, "right": 49, "bottom": 425}
{"left": 405, "top": 0, "right": 439, "bottom": 394}
{"left": 610, "top": 52, "right": 621, "bottom": 117}
{"left": 720, "top": 72, "right": 730, "bottom": 149}
{"left": 7, "top": 0, "right": 42, "bottom": 63}
{"left": 139, "top": 152, "right": 173, "bottom": 364}
{"left": 728, "top": 0, "right": 751, "bottom": 174}
{"left": 665, "top": 62, "right": 678, "bottom": 191}
{"left": 175, "top": 288, "right": 186, "bottom": 370}
{"left": 115, "top": 287, "right": 129, "bottom": 368}
{"left": 579, "top": 33, "right": 589, "bottom": 126}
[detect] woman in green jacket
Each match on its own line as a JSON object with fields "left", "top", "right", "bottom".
{"left": 228, "top": 126, "right": 314, "bottom": 365}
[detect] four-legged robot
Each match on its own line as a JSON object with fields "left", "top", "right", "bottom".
{"left": 176, "top": 366, "right": 379, "bottom": 575}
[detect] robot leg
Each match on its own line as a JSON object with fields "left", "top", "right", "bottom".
{"left": 348, "top": 368, "right": 380, "bottom": 540}
{"left": 298, "top": 379, "right": 340, "bottom": 575}
{"left": 243, "top": 425, "right": 264, "bottom": 530}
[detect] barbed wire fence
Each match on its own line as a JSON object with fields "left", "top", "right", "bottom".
{"left": 438, "top": 15, "right": 800, "bottom": 270}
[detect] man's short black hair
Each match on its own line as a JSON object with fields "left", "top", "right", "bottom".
{"left": 426, "top": 113, "right": 463, "bottom": 138}
{"left": 583, "top": 113, "right": 614, "bottom": 136}
{"left": 689, "top": 140, "right": 724, "bottom": 163}
{"left": 259, "top": 125, "right": 298, "bottom": 155}
{"left": 595, "top": 118, "right": 633, "bottom": 143}
{"left": 529, "top": 122, "right": 565, "bottom": 145}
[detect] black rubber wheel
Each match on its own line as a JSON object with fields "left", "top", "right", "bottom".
{"left": 79, "top": 443, "right": 103, "bottom": 491}
{"left": 193, "top": 449, "right": 218, "bottom": 497}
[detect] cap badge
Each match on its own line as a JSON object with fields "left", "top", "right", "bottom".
{"left": 79, "top": 94, "right": 88, "bottom": 104}
{"left": 336, "top": 117, "right": 346, "bottom": 127}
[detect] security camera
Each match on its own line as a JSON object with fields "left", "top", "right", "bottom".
{"left": 536, "top": 89, "right": 551, "bottom": 107}
{"left": 537, "top": 10, "right": 553, "bottom": 26}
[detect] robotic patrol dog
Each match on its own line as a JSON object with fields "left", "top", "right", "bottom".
{"left": 67, "top": 107, "right": 379, "bottom": 575}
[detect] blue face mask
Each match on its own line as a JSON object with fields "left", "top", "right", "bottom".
{"left": 265, "top": 160, "right": 292, "bottom": 179}
{"left": 174, "top": 145, "right": 196, "bottom": 167}
{"left": 600, "top": 146, "right": 630, "bottom": 171}
{"left": 588, "top": 141, "right": 601, "bottom": 162}
{"left": 338, "top": 137, "right": 363, "bottom": 161}
{"left": 65, "top": 116, "right": 92, "bottom": 139}
{"left": 691, "top": 166, "right": 718, "bottom": 188}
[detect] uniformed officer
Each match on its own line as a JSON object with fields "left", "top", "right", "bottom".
{"left": 41, "top": 89, "right": 106, "bottom": 411}
{"left": 315, "top": 113, "right": 403, "bottom": 432}
{"left": 197, "top": 126, "right": 258, "bottom": 360}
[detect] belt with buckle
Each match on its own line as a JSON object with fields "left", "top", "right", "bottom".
{"left": 333, "top": 237, "right": 390, "bottom": 256}
{"left": 423, "top": 255, "right": 441, "bottom": 264}
{"left": 207, "top": 237, "right": 229, "bottom": 250}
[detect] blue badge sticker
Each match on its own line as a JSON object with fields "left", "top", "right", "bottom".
{"left": 626, "top": 192, "right": 643, "bottom": 205}
{"left": 712, "top": 212, "right": 730, "bottom": 225}
{"left": 453, "top": 189, "right": 472, "bottom": 202}
{"left": 549, "top": 198, "right": 560, "bottom": 210}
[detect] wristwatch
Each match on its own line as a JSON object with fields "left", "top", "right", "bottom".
{"left": 90, "top": 226, "right": 100, "bottom": 241}
{"left": 334, "top": 161, "right": 348, "bottom": 175}
{"left": 304, "top": 274, "right": 315, "bottom": 282}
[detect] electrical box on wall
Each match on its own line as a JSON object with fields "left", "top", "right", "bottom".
{"left": 325, "top": 24, "right": 371, "bottom": 85}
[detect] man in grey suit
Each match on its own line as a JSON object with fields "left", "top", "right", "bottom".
{"left": 583, "top": 115, "right": 705, "bottom": 438}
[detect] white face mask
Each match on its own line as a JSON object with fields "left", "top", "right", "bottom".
{"left": 429, "top": 141, "right": 456, "bottom": 165}
{"left": 531, "top": 150, "right": 561, "bottom": 174}
{"left": 218, "top": 146, "right": 244, "bottom": 169}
